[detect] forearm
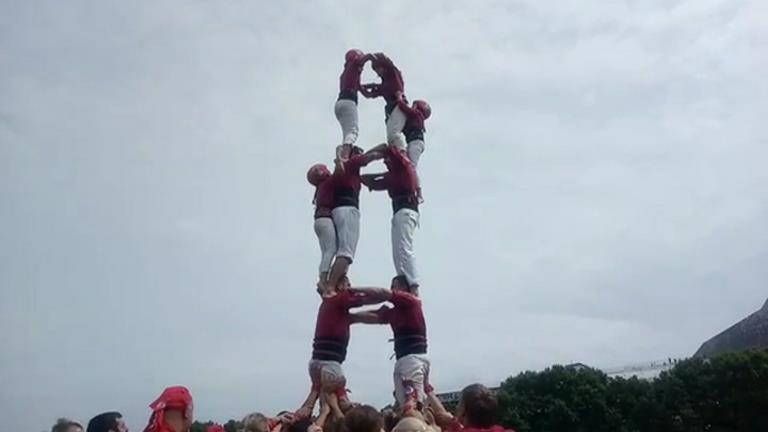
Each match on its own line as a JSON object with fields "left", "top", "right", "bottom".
{"left": 351, "top": 311, "right": 385, "bottom": 325}
{"left": 361, "top": 173, "right": 388, "bottom": 191}
{"left": 352, "top": 287, "right": 392, "bottom": 303}
{"left": 300, "top": 389, "right": 320, "bottom": 411}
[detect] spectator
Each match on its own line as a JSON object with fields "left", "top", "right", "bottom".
{"left": 428, "top": 384, "right": 512, "bottom": 432}
{"left": 241, "top": 413, "right": 269, "bottom": 432}
{"left": 344, "top": 405, "right": 382, "bottom": 432}
{"left": 392, "top": 418, "right": 430, "bottom": 432}
{"left": 52, "top": 418, "right": 84, "bottom": 432}
{"left": 87, "top": 412, "right": 128, "bottom": 432}
{"left": 143, "top": 386, "right": 194, "bottom": 432}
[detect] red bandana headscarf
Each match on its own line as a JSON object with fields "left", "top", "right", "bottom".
{"left": 143, "top": 386, "right": 194, "bottom": 432}
{"left": 206, "top": 425, "right": 225, "bottom": 432}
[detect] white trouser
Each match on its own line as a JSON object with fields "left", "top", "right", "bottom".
{"left": 392, "top": 208, "right": 419, "bottom": 286}
{"left": 314, "top": 217, "right": 337, "bottom": 274}
{"left": 386, "top": 106, "right": 407, "bottom": 151}
{"left": 309, "top": 359, "right": 346, "bottom": 392}
{"left": 407, "top": 139, "right": 425, "bottom": 168}
{"left": 334, "top": 99, "right": 359, "bottom": 146}
{"left": 332, "top": 206, "right": 360, "bottom": 262}
{"left": 393, "top": 354, "right": 431, "bottom": 405}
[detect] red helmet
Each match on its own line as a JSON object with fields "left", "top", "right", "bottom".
{"left": 345, "top": 49, "right": 365, "bottom": 64}
{"left": 413, "top": 100, "right": 431, "bottom": 119}
{"left": 307, "top": 163, "right": 330, "bottom": 186}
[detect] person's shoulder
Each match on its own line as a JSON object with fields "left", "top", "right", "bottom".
{"left": 393, "top": 290, "right": 420, "bottom": 303}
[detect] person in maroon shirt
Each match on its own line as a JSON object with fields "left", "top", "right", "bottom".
{"left": 348, "top": 277, "right": 431, "bottom": 416}
{"left": 361, "top": 53, "right": 408, "bottom": 153}
{"left": 335, "top": 49, "right": 374, "bottom": 149}
{"left": 307, "top": 163, "right": 336, "bottom": 292}
{"left": 427, "top": 384, "right": 515, "bottom": 432}
{"left": 325, "top": 145, "right": 385, "bottom": 292}
{"left": 394, "top": 91, "right": 431, "bottom": 168}
{"left": 296, "top": 276, "right": 387, "bottom": 423}
{"left": 361, "top": 143, "right": 421, "bottom": 293}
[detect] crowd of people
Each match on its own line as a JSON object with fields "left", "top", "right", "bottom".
{"left": 49, "top": 383, "right": 511, "bottom": 432}
{"left": 48, "top": 49, "right": 513, "bottom": 432}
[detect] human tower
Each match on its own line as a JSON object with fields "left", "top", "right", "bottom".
{"left": 301, "top": 49, "right": 433, "bottom": 425}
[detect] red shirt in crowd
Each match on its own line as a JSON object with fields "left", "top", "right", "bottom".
{"left": 376, "top": 290, "right": 427, "bottom": 359}
{"left": 314, "top": 178, "right": 335, "bottom": 218}
{"left": 312, "top": 290, "right": 366, "bottom": 363}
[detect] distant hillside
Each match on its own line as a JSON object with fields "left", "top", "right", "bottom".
{"left": 694, "top": 298, "right": 768, "bottom": 358}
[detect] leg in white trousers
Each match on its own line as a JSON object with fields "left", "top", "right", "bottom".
{"left": 334, "top": 99, "right": 359, "bottom": 146}
{"left": 391, "top": 208, "right": 419, "bottom": 286}
{"left": 386, "top": 106, "right": 407, "bottom": 151}
{"left": 332, "top": 206, "right": 361, "bottom": 262}
{"left": 393, "top": 354, "right": 431, "bottom": 406}
{"left": 407, "top": 139, "right": 425, "bottom": 168}
{"left": 314, "top": 217, "right": 337, "bottom": 274}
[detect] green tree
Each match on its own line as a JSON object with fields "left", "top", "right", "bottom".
{"left": 497, "top": 349, "right": 768, "bottom": 432}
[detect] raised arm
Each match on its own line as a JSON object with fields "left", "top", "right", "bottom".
{"left": 296, "top": 388, "right": 320, "bottom": 419}
{"left": 426, "top": 389, "right": 458, "bottom": 430}
{"left": 356, "top": 149, "right": 385, "bottom": 168}
{"left": 350, "top": 287, "right": 392, "bottom": 304}
{"left": 350, "top": 309, "right": 386, "bottom": 325}
{"left": 395, "top": 91, "right": 418, "bottom": 117}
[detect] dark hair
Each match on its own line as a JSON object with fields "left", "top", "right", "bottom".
{"left": 288, "top": 417, "right": 313, "bottom": 432}
{"left": 326, "top": 418, "right": 347, "bottom": 432}
{"left": 87, "top": 412, "right": 122, "bottom": 432}
{"left": 381, "top": 409, "right": 400, "bottom": 432}
{"left": 52, "top": 418, "right": 83, "bottom": 432}
{"left": 460, "top": 384, "right": 498, "bottom": 428}
{"left": 345, "top": 405, "right": 383, "bottom": 432}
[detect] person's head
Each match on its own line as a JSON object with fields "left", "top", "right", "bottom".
{"left": 326, "top": 418, "right": 347, "bottom": 432}
{"left": 456, "top": 384, "right": 498, "bottom": 428}
{"left": 345, "top": 49, "right": 365, "bottom": 64}
{"left": 287, "top": 417, "right": 313, "bottom": 432}
{"left": 307, "top": 163, "right": 331, "bottom": 186}
{"left": 390, "top": 276, "right": 410, "bottom": 293}
{"left": 241, "top": 413, "right": 269, "bottom": 432}
{"left": 87, "top": 412, "right": 127, "bottom": 432}
{"left": 391, "top": 418, "right": 428, "bottom": 432}
{"left": 345, "top": 405, "right": 383, "bottom": 432}
{"left": 371, "top": 54, "right": 388, "bottom": 77}
{"left": 52, "top": 418, "right": 84, "bottom": 432}
{"left": 145, "top": 386, "right": 194, "bottom": 432}
{"left": 412, "top": 100, "right": 431, "bottom": 120}
{"left": 381, "top": 409, "right": 400, "bottom": 432}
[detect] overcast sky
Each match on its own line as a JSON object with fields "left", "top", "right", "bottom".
{"left": 2, "top": 1, "right": 767, "bottom": 431}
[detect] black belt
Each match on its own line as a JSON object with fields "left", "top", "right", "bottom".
{"left": 333, "top": 195, "right": 359, "bottom": 209}
{"left": 403, "top": 127, "right": 424, "bottom": 142}
{"left": 338, "top": 89, "right": 358, "bottom": 103}
{"left": 392, "top": 194, "right": 418, "bottom": 214}
{"left": 312, "top": 338, "right": 349, "bottom": 363}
